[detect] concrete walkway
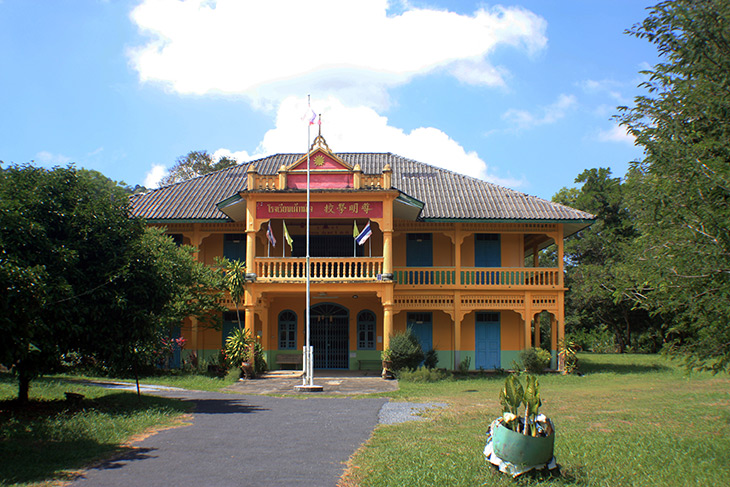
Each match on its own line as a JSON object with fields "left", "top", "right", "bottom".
{"left": 70, "top": 374, "right": 395, "bottom": 487}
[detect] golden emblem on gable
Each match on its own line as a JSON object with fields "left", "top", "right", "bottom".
{"left": 313, "top": 155, "right": 325, "bottom": 167}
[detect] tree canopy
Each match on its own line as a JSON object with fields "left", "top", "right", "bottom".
{"left": 554, "top": 168, "right": 664, "bottom": 353}
{"left": 617, "top": 0, "right": 730, "bottom": 371}
{"left": 0, "top": 164, "right": 224, "bottom": 401}
{"left": 159, "top": 150, "right": 238, "bottom": 186}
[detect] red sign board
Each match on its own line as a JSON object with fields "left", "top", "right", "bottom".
{"left": 257, "top": 201, "right": 383, "bottom": 219}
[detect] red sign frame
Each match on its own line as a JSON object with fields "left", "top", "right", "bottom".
{"left": 256, "top": 201, "right": 383, "bottom": 219}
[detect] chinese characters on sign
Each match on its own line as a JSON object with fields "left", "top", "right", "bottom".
{"left": 256, "top": 201, "right": 383, "bottom": 219}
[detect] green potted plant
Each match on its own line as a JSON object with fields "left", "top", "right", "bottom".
{"left": 381, "top": 348, "right": 394, "bottom": 380}
{"left": 484, "top": 373, "right": 557, "bottom": 477}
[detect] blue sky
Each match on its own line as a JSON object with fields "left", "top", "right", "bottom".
{"left": 0, "top": 0, "right": 659, "bottom": 200}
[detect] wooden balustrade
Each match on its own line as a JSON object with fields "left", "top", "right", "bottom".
{"left": 394, "top": 267, "right": 562, "bottom": 289}
{"left": 255, "top": 257, "right": 383, "bottom": 282}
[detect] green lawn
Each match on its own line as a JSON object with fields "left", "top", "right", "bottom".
{"left": 0, "top": 374, "right": 192, "bottom": 487}
{"left": 341, "top": 354, "right": 730, "bottom": 486}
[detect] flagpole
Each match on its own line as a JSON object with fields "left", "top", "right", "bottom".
{"left": 305, "top": 95, "right": 312, "bottom": 387}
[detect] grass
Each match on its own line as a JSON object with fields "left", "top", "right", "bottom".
{"left": 0, "top": 373, "right": 192, "bottom": 486}
{"left": 42, "top": 368, "right": 242, "bottom": 393}
{"left": 340, "top": 354, "right": 730, "bottom": 486}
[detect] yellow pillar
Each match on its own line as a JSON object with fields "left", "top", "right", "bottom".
{"left": 524, "top": 293, "right": 532, "bottom": 350}
{"left": 383, "top": 230, "right": 393, "bottom": 276}
{"left": 246, "top": 230, "right": 256, "bottom": 274}
{"left": 454, "top": 291, "right": 462, "bottom": 370}
{"left": 550, "top": 314, "right": 558, "bottom": 369}
{"left": 383, "top": 305, "right": 393, "bottom": 350}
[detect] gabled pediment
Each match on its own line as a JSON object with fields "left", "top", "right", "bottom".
{"left": 287, "top": 149, "right": 353, "bottom": 172}
{"left": 286, "top": 135, "right": 352, "bottom": 172}
{"left": 281, "top": 135, "right": 357, "bottom": 189}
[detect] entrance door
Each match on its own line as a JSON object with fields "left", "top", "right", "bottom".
{"left": 475, "top": 312, "right": 500, "bottom": 369}
{"left": 407, "top": 312, "right": 433, "bottom": 353}
{"left": 311, "top": 303, "right": 349, "bottom": 368}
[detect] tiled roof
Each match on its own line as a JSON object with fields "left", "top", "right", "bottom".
{"left": 130, "top": 153, "right": 594, "bottom": 222}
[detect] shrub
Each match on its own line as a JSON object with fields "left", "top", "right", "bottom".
{"left": 253, "top": 341, "right": 268, "bottom": 376}
{"left": 224, "top": 327, "right": 252, "bottom": 368}
{"left": 457, "top": 355, "right": 471, "bottom": 375}
{"left": 398, "top": 366, "right": 451, "bottom": 382}
{"left": 388, "top": 330, "right": 424, "bottom": 372}
{"left": 424, "top": 348, "right": 439, "bottom": 369}
{"left": 519, "top": 347, "right": 551, "bottom": 374}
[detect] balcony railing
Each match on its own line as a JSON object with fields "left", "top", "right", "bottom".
{"left": 394, "top": 267, "right": 562, "bottom": 289}
{"left": 255, "top": 257, "right": 383, "bottom": 282}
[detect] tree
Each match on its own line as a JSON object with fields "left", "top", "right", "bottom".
{"left": 159, "top": 150, "right": 238, "bottom": 186}
{"left": 0, "top": 164, "right": 225, "bottom": 401}
{"left": 91, "top": 227, "right": 225, "bottom": 392}
{"left": 0, "top": 165, "right": 144, "bottom": 401}
{"left": 617, "top": 0, "right": 730, "bottom": 371}
{"left": 554, "top": 169, "right": 663, "bottom": 353}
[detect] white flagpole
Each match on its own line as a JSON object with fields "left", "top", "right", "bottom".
{"left": 305, "top": 95, "right": 312, "bottom": 387}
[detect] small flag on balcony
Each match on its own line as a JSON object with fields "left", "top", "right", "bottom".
{"left": 353, "top": 220, "right": 359, "bottom": 239}
{"left": 355, "top": 221, "right": 372, "bottom": 246}
{"left": 282, "top": 220, "right": 293, "bottom": 251}
{"left": 266, "top": 220, "right": 276, "bottom": 247}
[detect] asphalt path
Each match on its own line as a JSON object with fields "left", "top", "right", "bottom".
{"left": 70, "top": 389, "right": 388, "bottom": 487}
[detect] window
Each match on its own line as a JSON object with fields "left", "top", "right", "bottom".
{"left": 357, "top": 310, "right": 376, "bottom": 349}
{"left": 222, "top": 311, "right": 240, "bottom": 347}
{"left": 475, "top": 233, "right": 500, "bottom": 267}
{"left": 224, "top": 234, "right": 246, "bottom": 262}
{"left": 278, "top": 310, "right": 297, "bottom": 349}
{"left": 406, "top": 233, "right": 433, "bottom": 267}
{"left": 168, "top": 233, "right": 183, "bottom": 246}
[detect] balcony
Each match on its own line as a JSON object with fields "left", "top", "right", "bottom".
{"left": 255, "top": 257, "right": 384, "bottom": 282}
{"left": 394, "top": 267, "right": 562, "bottom": 289}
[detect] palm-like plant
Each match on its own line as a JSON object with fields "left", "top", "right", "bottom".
{"left": 499, "top": 374, "right": 543, "bottom": 437}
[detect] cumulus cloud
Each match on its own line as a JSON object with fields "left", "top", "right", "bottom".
{"left": 597, "top": 124, "right": 635, "bottom": 146}
{"left": 502, "top": 94, "right": 577, "bottom": 130}
{"left": 144, "top": 163, "right": 167, "bottom": 188}
{"left": 35, "top": 151, "right": 72, "bottom": 165}
{"left": 128, "top": 0, "right": 546, "bottom": 107}
{"left": 218, "top": 96, "right": 521, "bottom": 187}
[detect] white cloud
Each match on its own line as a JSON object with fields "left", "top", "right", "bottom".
{"left": 502, "top": 94, "right": 577, "bottom": 130}
{"left": 128, "top": 0, "right": 547, "bottom": 107}
{"left": 212, "top": 148, "right": 251, "bottom": 162}
{"left": 219, "top": 96, "right": 520, "bottom": 187}
{"left": 144, "top": 163, "right": 167, "bottom": 188}
{"left": 35, "top": 151, "right": 71, "bottom": 165}
{"left": 597, "top": 124, "right": 635, "bottom": 146}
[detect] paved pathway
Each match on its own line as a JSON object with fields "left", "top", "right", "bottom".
{"left": 70, "top": 380, "right": 389, "bottom": 487}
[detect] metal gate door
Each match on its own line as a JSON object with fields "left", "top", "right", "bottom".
{"left": 311, "top": 303, "right": 349, "bottom": 369}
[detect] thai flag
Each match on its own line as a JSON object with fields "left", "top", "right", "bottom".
{"left": 266, "top": 221, "right": 276, "bottom": 247}
{"left": 355, "top": 221, "right": 372, "bottom": 246}
{"left": 303, "top": 107, "right": 317, "bottom": 125}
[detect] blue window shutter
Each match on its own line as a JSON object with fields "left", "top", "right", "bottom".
{"left": 475, "top": 234, "right": 501, "bottom": 267}
{"left": 224, "top": 234, "right": 246, "bottom": 262}
{"left": 406, "top": 233, "right": 433, "bottom": 267}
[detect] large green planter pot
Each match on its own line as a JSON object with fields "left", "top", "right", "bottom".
{"left": 492, "top": 420, "right": 555, "bottom": 466}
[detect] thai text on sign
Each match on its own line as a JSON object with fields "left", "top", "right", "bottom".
{"left": 256, "top": 201, "right": 383, "bottom": 219}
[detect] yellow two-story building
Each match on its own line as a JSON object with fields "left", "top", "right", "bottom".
{"left": 130, "top": 135, "right": 592, "bottom": 371}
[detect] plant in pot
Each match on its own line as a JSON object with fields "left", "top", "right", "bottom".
{"left": 381, "top": 348, "right": 394, "bottom": 380}
{"left": 224, "top": 327, "right": 254, "bottom": 379}
{"left": 484, "top": 373, "right": 558, "bottom": 477}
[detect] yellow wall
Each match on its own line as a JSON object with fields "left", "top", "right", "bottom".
{"left": 433, "top": 233, "right": 453, "bottom": 266}
{"left": 501, "top": 234, "right": 523, "bottom": 267}
{"left": 266, "top": 294, "right": 385, "bottom": 351}
{"left": 393, "top": 233, "right": 406, "bottom": 266}
{"left": 199, "top": 234, "right": 223, "bottom": 266}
